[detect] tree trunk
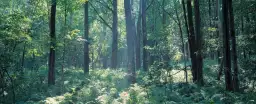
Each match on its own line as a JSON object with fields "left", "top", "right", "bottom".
{"left": 142, "top": 0, "right": 148, "bottom": 71}
{"left": 124, "top": 0, "right": 136, "bottom": 84}
{"left": 228, "top": 0, "right": 239, "bottom": 91}
{"left": 111, "top": 0, "right": 118, "bottom": 69}
{"left": 194, "top": 0, "right": 204, "bottom": 85}
{"left": 136, "top": 0, "right": 142, "bottom": 70}
{"left": 61, "top": 1, "right": 67, "bottom": 93}
{"left": 84, "top": 1, "right": 89, "bottom": 74}
{"left": 222, "top": 0, "right": 233, "bottom": 91}
{"left": 175, "top": 1, "right": 187, "bottom": 83}
{"left": 186, "top": 0, "right": 197, "bottom": 82}
{"left": 48, "top": 0, "right": 56, "bottom": 85}
{"left": 181, "top": 0, "right": 190, "bottom": 60}
{"left": 21, "top": 42, "right": 26, "bottom": 71}
{"left": 209, "top": 0, "right": 212, "bottom": 26}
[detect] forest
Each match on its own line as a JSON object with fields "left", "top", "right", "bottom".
{"left": 0, "top": 0, "right": 255, "bottom": 103}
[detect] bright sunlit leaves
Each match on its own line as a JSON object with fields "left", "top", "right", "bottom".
{"left": 173, "top": 51, "right": 182, "bottom": 61}
{"left": 208, "top": 27, "right": 217, "bottom": 32}
{"left": 79, "top": 0, "right": 89, "bottom": 4}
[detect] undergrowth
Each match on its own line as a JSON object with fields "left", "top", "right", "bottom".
{"left": 2, "top": 61, "right": 256, "bottom": 104}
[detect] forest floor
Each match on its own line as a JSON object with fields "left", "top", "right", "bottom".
{"left": 12, "top": 61, "right": 256, "bottom": 104}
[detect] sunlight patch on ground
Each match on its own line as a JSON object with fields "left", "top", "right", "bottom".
{"left": 44, "top": 94, "right": 66, "bottom": 104}
{"left": 170, "top": 70, "right": 193, "bottom": 83}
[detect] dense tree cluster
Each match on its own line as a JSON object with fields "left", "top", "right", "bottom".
{"left": 0, "top": 0, "right": 255, "bottom": 103}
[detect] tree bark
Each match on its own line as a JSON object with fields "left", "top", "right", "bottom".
{"left": 111, "top": 0, "right": 118, "bottom": 69}
{"left": 186, "top": 0, "right": 197, "bottom": 82}
{"left": 124, "top": 0, "right": 136, "bottom": 84}
{"left": 194, "top": 0, "right": 204, "bottom": 85}
{"left": 228, "top": 0, "right": 239, "bottom": 91}
{"left": 84, "top": 1, "right": 89, "bottom": 74}
{"left": 142, "top": 0, "right": 148, "bottom": 71}
{"left": 175, "top": 1, "right": 188, "bottom": 83}
{"left": 48, "top": 0, "right": 56, "bottom": 85}
{"left": 222, "top": 0, "right": 233, "bottom": 91}
{"left": 136, "top": 0, "right": 142, "bottom": 70}
{"left": 21, "top": 42, "right": 26, "bottom": 71}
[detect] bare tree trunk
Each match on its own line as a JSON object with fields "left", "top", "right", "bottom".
{"left": 194, "top": 0, "right": 204, "bottom": 85}
{"left": 61, "top": 1, "right": 67, "bottom": 93}
{"left": 228, "top": 0, "right": 239, "bottom": 91}
{"left": 48, "top": 0, "right": 56, "bottom": 85}
{"left": 135, "top": 0, "right": 142, "bottom": 70}
{"left": 222, "top": 0, "right": 233, "bottom": 91}
{"left": 175, "top": 1, "right": 187, "bottom": 83}
{"left": 142, "top": 0, "right": 148, "bottom": 71}
{"left": 186, "top": 0, "right": 197, "bottom": 82}
{"left": 217, "top": 59, "right": 223, "bottom": 80}
{"left": 124, "top": 0, "right": 136, "bottom": 84}
{"left": 84, "top": 1, "right": 89, "bottom": 74}
{"left": 21, "top": 42, "right": 26, "bottom": 71}
{"left": 111, "top": 0, "right": 118, "bottom": 69}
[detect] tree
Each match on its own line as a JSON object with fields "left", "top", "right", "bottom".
{"left": 84, "top": 1, "right": 89, "bottom": 74}
{"left": 111, "top": 0, "right": 118, "bottom": 69}
{"left": 228, "top": 0, "right": 239, "bottom": 91}
{"left": 142, "top": 0, "right": 148, "bottom": 71}
{"left": 181, "top": 0, "right": 190, "bottom": 83}
{"left": 48, "top": 0, "right": 57, "bottom": 85}
{"left": 124, "top": 0, "right": 136, "bottom": 84}
{"left": 194, "top": 0, "right": 204, "bottom": 85}
{"left": 174, "top": 0, "right": 187, "bottom": 83}
{"left": 186, "top": 0, "right": 197, "bottom": 82}
{"left": 135, "top": 0, "right": 142, "bottom": 70}
{"left": 222, "top": 0, "right": 233, "bottom": 91}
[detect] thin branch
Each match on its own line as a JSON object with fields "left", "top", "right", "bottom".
{"left": 88, "top": 1, "right": 112, "bottom": 30}
{"left": 156, "top": 0, "right": 178, "bottom": 24}
{"left": 136, "top": 0, "right": 154, "bottom": 20}
{"left": 94, "top": 0, "right": 113, "bottom": 12}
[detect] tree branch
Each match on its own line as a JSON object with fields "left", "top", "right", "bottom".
{"left": 94, "top": 0, "right": 113, "bottom": 13}
{"left": 89, "top": 1, "right": 112, "bottom": 30}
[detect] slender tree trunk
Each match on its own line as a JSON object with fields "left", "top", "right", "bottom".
{"left": 209, "top": 0, "right": 212, "bottom": 26}
{"left": 217, "top": 59, "right": 223, "bottom": 80}
{"left": 142, "top": 0, "right": 148, "bottom": 71}
{"left": 186, "top": 0, "right": 197, "bottom": 82}
{"left": 84, "top": 1, "right": 89, "bottom": 74}
{"left": 222, "top": 0, "right": 233, "bottom": 91}
{"left": 124, "top": 0, "right": 136, "bottom": 84}
{"left": 194, "top": 0, "right": 204, "bottom": 85}
{"left": 162, "top": 0, "right": 169, "bottom": 69}
{"left": 175, "top": 1, "right": 187, "bottom": 83}
{"left": 61, "top": 1, "right": 67, "bottom": 93}
{"left": 216, "top": 0, "right": 224, "bottom": 80}
{"left": 241, "top": 16, "right": 246, "bottom": 59}
{"left": 228, "top": 0, "right": 239, "bottom": 91}
{"left": 21, "top": 42, "right": 26, "bottom": 71}
{"left": 111, "top": 0, "right": 118, "bottom": 69}
{"left": 181, "top": 0, "right": 190, "bottom": 60}
{"left": 92, "top": 51, "right": 95, "bottom": 69}
{"left": 102, "top": 24, "right": 108, "bottom": 69}
{"left": 48, "top": 0, "right": 56, "bottom": 85}
{"left": 136, "top": 0, "right": 142, "bottom": 70}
